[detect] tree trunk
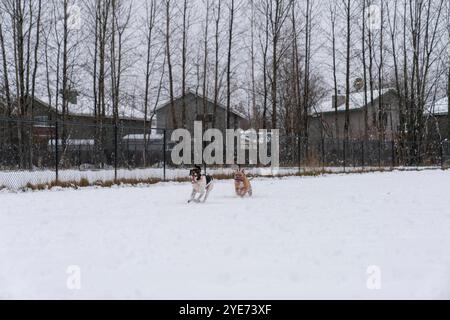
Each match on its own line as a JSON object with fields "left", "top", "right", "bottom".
{"left": 226, "top": 0, "right": 235, "bottom": 129}
{"left": 213, "top": 0, "right": 221, "bottom": 128}
{"left": 362, "top": 0, "right": 368, "bottom": 142}
{"left": 181, "top": 0, "right": 188, "bottom": 128}
{"left": 344, "top": 0, "right": 351, "bottom": 142}
{"left": 165, "top": 0, "right": 178, "bottom": 129}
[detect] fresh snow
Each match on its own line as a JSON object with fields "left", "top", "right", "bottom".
{"left": 315, "top": 88, "right": 394, "bottom": 113}
{"left": 1, "top": 170, "right": 450, "bottom": 299}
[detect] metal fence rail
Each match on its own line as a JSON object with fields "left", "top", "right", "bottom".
{"left": 0, "top": 117, "right": 448, "bottom": 190}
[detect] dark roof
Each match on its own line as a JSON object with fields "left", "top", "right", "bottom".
{"left": 155, "top": 91, "right": 247, "bottom": 119}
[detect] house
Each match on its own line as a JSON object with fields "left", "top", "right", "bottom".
{"left": 0, "top": 94, "right": 156, "bottom": 140}
{"left": 0, "top": 94, "right": 161, "bottom": 167}
{"left": 155, "top": 91, "right": 248, "bottom": 135}
{"left": 424, "top": 96, "right": 449, "bottom": 140}
{"left": 309, "top": 88, "right": 400, "bottom": 140}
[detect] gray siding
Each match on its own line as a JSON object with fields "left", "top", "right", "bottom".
{"left": 156, "top": 92, "right": 245, "bottom": 135}
{"left": 310, "top": 90, "right": 401, "bottom": 140}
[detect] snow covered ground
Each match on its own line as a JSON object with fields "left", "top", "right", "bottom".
{"left": 1, "top": 170, "right": 450, "bottom": 299}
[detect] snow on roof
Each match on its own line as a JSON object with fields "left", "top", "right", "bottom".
{"left": 122, "top": 132, "right": 164, "bottom": 141}
{"left": 48, "top": 139, "right": 95, "bottom": 146}
{"left": 425, "top": 97, "right": 448, "bottom": 116}
{"left": 315, "top": 88, "right": 394, "bottom": 114}
{"left": 34, "top": 93, "right": 156, "bottom": 122}
{"left": 73, "top": 94, "right": 149, "bottom": 120}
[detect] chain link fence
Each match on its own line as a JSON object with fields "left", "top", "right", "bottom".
{"left": 279, "top": 136, "right": 448, "bottom": 169}
{"left": 0, "top": 117, "right": 448, "bottom": 191}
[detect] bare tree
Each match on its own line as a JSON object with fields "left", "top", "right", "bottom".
{"left": 269, "top": 0, "right": 292, "bottom": 129}
{"left": 362, "top": 0, "right": 369, "bottom": 141}
{"left": 110, "top": 0, "right": 132, "bottom": 124}
{"left": 142, "top": 0, "right": 158, "bottom": 165}
{"left": 302, "top": 0, "right": 311, "bottom": 139}
{"left": 257, "top": 0, "right": 270, "bottom": 129}
{"left": 212, "top": 0, "right": 221, "bottom": 128}
{"left": 377, "top": 0, "right": 385, "bottom": 141}
{"left": 343, "top": 0, "right": 351, "bottom": 142}
{"left": 0, "top": 10, "right": 12, "bottom": 116}
{"left": 225, "top": 0, "right": 235, "bottom": 129}
{"left": 181, "top": 0, "right": 189, "bottom": 129}
{"left": 29, "top": 0, "right": 43, "bottom": 166}
{"left": 202, "top": 0, "right": 211, "bottom": 124}
{"left": 164, "top": 0, "right": 177, "bottom": 128}
{"left": 291, "top": 1, "right": 301, "bottom": 135}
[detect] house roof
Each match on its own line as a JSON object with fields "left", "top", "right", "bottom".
{"left": 425, "top": 97, "right": 448, "bottom": 116}
{"left": 32, "top": 93, "right": 155, "bottom": 122}
{"left": 155, "top": 90, "right": 247, "bottom": 120}
{"left": 315, "top": 88, "right": 395, "bottom": 114}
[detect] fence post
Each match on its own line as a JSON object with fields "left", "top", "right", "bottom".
{"left": 114, "top": 122, "right": 118, "bottom": 183}
{"left": 78, "top": 144, "right": 81, "bottom": 168}
{"left": 378, "top": 140, "right": 382, "bottom": 169}
{"left": 352, "top": 140, "right": 356, "bottom": 168}
{"left": 391, "top": 140, "right": 395, "bottom": 169}
{"left": 361, "top": 140, "right": 365, "bottom": 170}
{"left": 55, "top": 119, "right": 59, "bottom": 183}
{"left": 163, "top": 129, "right": 167, "bottom": 181}
{"left": 440, "top": 140, "right": 444, "bottom": 169}
{"left": 321, "top": 137, "right": 325, "bottom": 171}
{"left": 343, "top": 139, "right": 346, "bottom": 172}
{"left": 298, "top": 135, "right": 301, "bottom": 174}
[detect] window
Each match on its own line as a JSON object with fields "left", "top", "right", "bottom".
{"left": 34, "top": 116, "right": 49, "bottom": 127}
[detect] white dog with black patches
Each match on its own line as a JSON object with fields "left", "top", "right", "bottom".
{"left": 188, "top": 166, "right": 214, "bottom": 203}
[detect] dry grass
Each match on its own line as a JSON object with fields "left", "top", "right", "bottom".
{"left": 24, "top": 177, "right": 162, "bottom": 191}
{"left": 210, "top": 172, "right": 235, "bottom": 180}
{"left": 15, "top": 166, "right": 447, "bottom": 192}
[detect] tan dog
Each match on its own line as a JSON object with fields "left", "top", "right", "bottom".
{"left": 234, "top": 169, "right": 252, "bottom": 197}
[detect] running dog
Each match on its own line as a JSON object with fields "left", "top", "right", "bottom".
{"left": 188, "top": 166, "right": 214, "bottom": 203}
{"left": 234, "top": 168, "right": 252, "bottom": 197}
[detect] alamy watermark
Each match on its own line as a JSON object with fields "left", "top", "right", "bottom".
{"left": 364, "top": 4, "right": 382, "bottom": 31}
{"left": 67, "top": 5, "right": 81, "bottom": 30}
{"left": 171, "top": 121, "right": 280, "bottom": 169}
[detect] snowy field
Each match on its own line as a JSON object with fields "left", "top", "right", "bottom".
{"left": 1, "top": 170, "right": 450, "bottom": 299}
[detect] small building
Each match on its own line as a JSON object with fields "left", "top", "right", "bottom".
{"left": 310, "top": 88, "right": 400, "bottom": 140}
{"left": 155, "top": 91, "right": 248, "bottom": 134}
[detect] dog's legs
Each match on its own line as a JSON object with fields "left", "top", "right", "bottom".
{"left": 201, "top": 189, "right": 210, "bottom": 203}
{"left": 188, "top": 189, "right": 197, "bottom": 203}
{"left": 248, "top": 187, "right": 252, "bottom": 197}
{"left": 196, "top": 190, "right": 205, "bottom": 203}
{"left": 201, "top": 183, "right": 214, "bottom": 203}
